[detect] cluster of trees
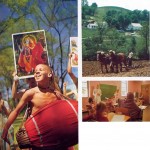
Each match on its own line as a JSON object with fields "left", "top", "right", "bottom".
{"left": 83, "top": 21, "right": 149, "bottom": 61}
{"left": 0, "top": 0, "right": 77, "bottom": 100}
{"left": 83, "top": 22, "right": 149, "bottom": 61}
{"left": 82, "top": 0, "right": 97, "bottom": 19}
{"left": 104, "top": 9, "right": 149, "bottom": 30}
{"left": 82, "top": 28, "right": 127, "bottom": 61}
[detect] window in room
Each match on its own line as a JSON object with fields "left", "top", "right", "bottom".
{"left": 82, "top": 81, "right": 88, "bottom": 97}
{"left": 121, "top": 81, "right": 128, "bottom": 96}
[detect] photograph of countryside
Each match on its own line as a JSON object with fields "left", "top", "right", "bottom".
{"left": 82, "top": 1, "right": 149, "bottom": 77}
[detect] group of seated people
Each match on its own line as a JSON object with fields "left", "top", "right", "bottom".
{"left": 83, "top": 92, "right": 142, "bottom": 122}
{"left": 83, "top": 98, "right": 109, "bottom": 122}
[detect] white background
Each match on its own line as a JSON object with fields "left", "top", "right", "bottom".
{"left": 79, "top": 123, "right": 150, "bottom": 150}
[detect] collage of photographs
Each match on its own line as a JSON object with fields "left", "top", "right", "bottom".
{"left": 82, "top": 0, "right": 150, "bottom": 122}
{"left": 0, "top": 0, "right": 149, "bottom": 150}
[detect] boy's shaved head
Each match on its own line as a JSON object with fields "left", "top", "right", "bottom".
{"left": 36, "top": 64, "right": 52, "bottom": 73}
{"left": 34, "top": 64, "right": 60, "bottom": 92}
{"left": 42, "top": 64, "right": 51, "bottom": 73}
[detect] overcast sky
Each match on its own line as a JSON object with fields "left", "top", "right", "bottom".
{"left": 87, "top": 0, "right": 150, "bottom": 11}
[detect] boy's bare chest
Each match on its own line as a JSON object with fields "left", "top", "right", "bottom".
{"left": 31, "top": 92, "right": 57, "bottom": 109}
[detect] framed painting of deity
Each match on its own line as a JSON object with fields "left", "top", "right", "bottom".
{"left": 12, "top": 30, "right": 49, "bottom": 79}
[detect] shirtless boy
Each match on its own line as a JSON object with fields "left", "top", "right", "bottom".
{"left": 1, "top": 64, "right": 61, "bottom": 145}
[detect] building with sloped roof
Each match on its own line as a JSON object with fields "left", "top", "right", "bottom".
{"left": 127, "top": 23, "right": 143, "bottom": 31}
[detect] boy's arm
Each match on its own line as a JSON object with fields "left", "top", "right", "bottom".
{"left": 1, "top": 89, "right": 33, "bottom": 143}
{"left": 12, "top": 72, "right": 24, "bottom": 99}
{"left": 63, "top": 82, "right": 67, "bottom": 96}
{"left": 2, "top": 102, "right": 11, "bottom": 117}
{"left": 68, "top": 73, "right": 78, "bottom": 89}
{"left": 67, "top": 53, "right": 72, "bottom": 74}
{"left": 67, "top": 53, "right": 78, "bottom": 89}
{"left": 12, "top": 80, "right": 25, "bottom": 99}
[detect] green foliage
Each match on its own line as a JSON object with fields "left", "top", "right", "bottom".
{"left": 82, "top": 28, "right": 98, "bottom": 38}
{"left": 82, "top": 37, "right": 97, "bottom": 60}
{"left": 96, "top": 6, "right": 130, "bottom": 22}
{"left": 82, "top": 2, "right": 98, "bottom": 18}
{"left": 82, "top": 0, "right": 88, "bottom": 6}
{"left": 130, "top": 37, "right": 136, "bottom": 52}
{"left": 0, "top": 47, "right": 14, "bottom": 99}
{"left": 139, "top": 22, "right": 149, "bottom": 59}
{"left": 8, "top": 98, "right": 15, "bottom": 110}
{"left": 0, "top": 0, "right": 77, "bottom": 92}
{"left": 82, "top": 6, "right": 149, "bottom": 60}
{"left": 82, "top": 5, "right": 91, "bottom": 19}
{"left": 104, "top": 9, "right": 131, "bottom": 29}
{"left": 104, "top": 8, "right": 149, "bottom": 29}
{"left": 90, "top": 3, "right": 98, "bottom": 16}
{"left": 5, "top": 0, "right": 28, "bottom": 7}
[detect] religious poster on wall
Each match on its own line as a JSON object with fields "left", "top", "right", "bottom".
{"left": 12, "top": 30, "right": 49, "bottom": 79}
{"left": 70, "top": 37, "right": 78, "bottom": 67}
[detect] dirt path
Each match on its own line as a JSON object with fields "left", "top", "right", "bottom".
{"left": 82, "top": 60, "right": 150, "bottom": 77}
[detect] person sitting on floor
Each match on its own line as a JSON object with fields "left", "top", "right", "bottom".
{"left": 86, "top": 97, "right": 95, "bottom": 113}
{"left": 83, "top": 101, "right": 108, "bottom": 122}
{"left": 124, "top": 92, "right": 141, "bottom": 121}
{"left": 95, "top": 102, "right": 109, "bottom": 122}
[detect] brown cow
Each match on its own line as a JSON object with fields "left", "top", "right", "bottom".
{"left": 97, "top": 51, "right": 112, "bottom": 73}
{"left": 109, "top": 50, "right": 128, "bottom": 73}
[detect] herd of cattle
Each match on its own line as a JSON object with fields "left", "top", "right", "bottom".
{"left": 97, "top": 50, "right": 132, "bottom": 73}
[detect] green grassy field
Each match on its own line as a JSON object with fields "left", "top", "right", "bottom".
{"left": 96, "top": 6, "right": 130, "bottom": 19}
{"left": 83, "top": 6, "right": 131, "bottom": 23}
{"left": 82, "top": 28, "right": 98, "bottom": 39}
{"left": 82, "top": 6, "right": 131, "bottom": 39}
{"left": 13, "top": 117, "right": 23, "bottom": 144}
{"left": 75, "top": 144, "right": 78, "bottom": 150}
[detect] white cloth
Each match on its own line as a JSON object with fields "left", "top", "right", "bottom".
{"left": 4, "top": 101, "right": 9, "bottom": 110}
{"left": 128, "top": 52, "right": 133, "bottom": 58}
{"left": 93, "top": 88, "right": 102, "bottom": 103}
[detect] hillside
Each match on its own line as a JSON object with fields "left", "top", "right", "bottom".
{"left": 83, "top": 6, "right": 131, "bottom": 23}
{"left": 82, "top": 28, "right": 98, "bottom": 38}
{"left": 82, "top": 6, "right": 132, "bottom": 38}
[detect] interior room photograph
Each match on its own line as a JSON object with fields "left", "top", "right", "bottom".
{"left": 82, "top": 80, "right": 150, "bottom": 122}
